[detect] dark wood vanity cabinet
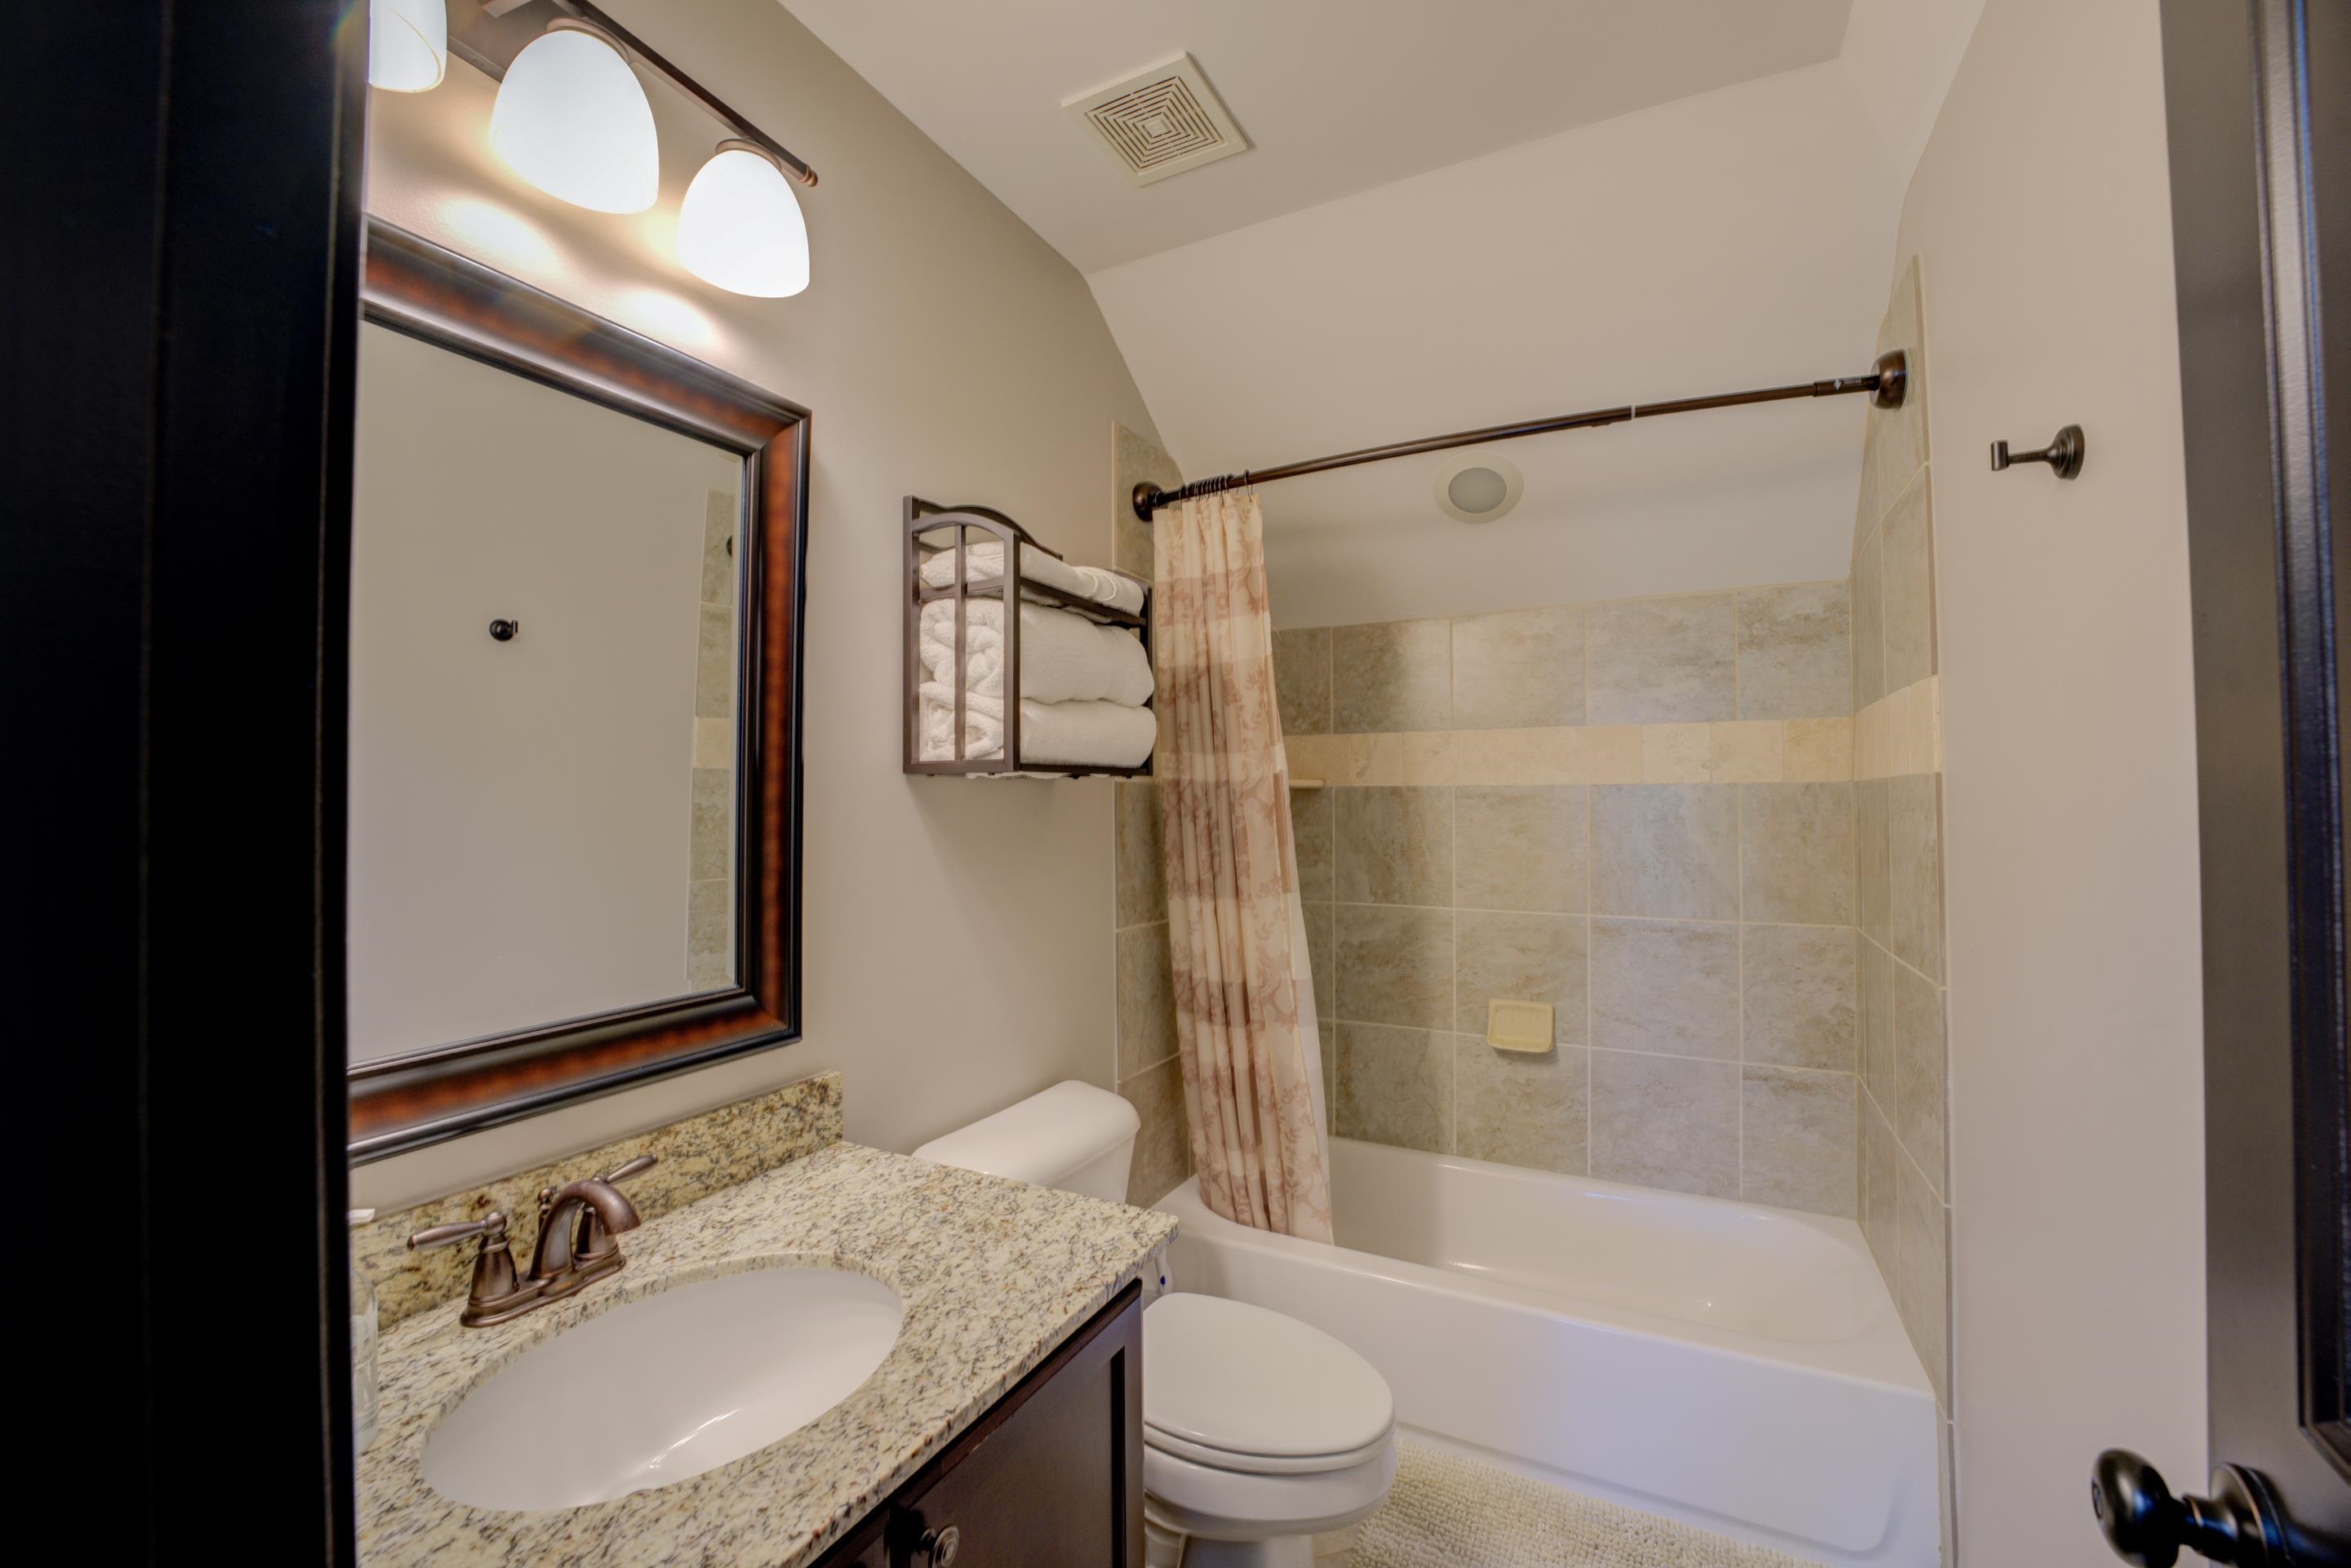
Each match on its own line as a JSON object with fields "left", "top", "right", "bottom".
{"left": 815, "top": 1282, "right": 1144, "bottom": 1568}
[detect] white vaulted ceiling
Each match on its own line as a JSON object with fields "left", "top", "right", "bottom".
{"left": 784, "top": 0, "right": 1983, "bottom": 624}
{"left": 1091, "top": 59, "right": 1907, "bottom": 626}
{"left": 783, "top": 0, "right": 1855, "bottom": 273}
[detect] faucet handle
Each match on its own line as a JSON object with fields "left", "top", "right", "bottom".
{"left": 408, "top": 1210, "right": 537, "bottom": 1326}
{"left": 407, "top": 1210, "right": 509, "bottom": 1251}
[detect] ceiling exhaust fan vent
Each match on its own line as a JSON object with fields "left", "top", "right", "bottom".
{"left": 1064, "top": 54, "right": 1248, "bottom": 187}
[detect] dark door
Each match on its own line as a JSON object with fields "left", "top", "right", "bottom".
{"left": 2095, "top": 4, "right": 2351, "bottom": 1566}
{"left": 11, "top": 0, "right": 363, "bottom": 1560}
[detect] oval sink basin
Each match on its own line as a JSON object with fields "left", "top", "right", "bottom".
{"left": 423, "top": 1266, "right": 903, "bottom": 1510}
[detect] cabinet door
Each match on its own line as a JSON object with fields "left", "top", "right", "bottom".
{"left": 819, "top": 1500, "right": 891, "bottom": 1568}
{"left": 892, "top": 1286, "right": 1144, "bottom": 1568}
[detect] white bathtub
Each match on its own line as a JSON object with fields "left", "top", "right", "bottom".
{"left": 1153, "top": 1138, "right": 1939, "bottom": 1567}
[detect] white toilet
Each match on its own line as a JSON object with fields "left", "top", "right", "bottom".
{"left": 1136, "top": 1292, "right": 1397, "bottom": 1567}
{"left": 916, "top": 1082, "right": 1398, "bottom": 1568}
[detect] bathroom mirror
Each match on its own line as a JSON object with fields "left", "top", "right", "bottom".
{"left": 346, "top": 220, "right": 807, "bottom": 1161}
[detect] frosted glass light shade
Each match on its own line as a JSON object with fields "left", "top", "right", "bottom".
{"left": 677, "top": 144, "right": 811, "bottom": 298}
{"left": 489, "top": 24, "right": 659, "bottom": 214}
{"left": 367, "top": 0, "right": 447, "bottom": 92}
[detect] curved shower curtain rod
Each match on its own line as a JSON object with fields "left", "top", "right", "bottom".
{"left": 1131, "top": 349, "right": 1909, "bottom": 522}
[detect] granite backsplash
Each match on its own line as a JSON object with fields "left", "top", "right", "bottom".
{"left": 353, "top": 1071, "right": 843, "bottom": 1329}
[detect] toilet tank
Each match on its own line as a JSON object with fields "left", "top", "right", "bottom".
{"left": 913, "top": 1081, "right": 1141, "bottom": 1203}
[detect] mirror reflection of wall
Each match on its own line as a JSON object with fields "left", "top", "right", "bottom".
{"left": 348, "top": 322, "right": 741, "bottom": 1064}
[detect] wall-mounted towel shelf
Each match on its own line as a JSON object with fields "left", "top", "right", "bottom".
{"left": 903, "top": 496, "right": 1155, "bottom": 780}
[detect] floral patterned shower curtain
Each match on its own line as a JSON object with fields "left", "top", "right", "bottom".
{"left": 1153, "top": 490, "right": 1333, "bottom": 1242}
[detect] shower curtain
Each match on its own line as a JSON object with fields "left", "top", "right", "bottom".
{"left": 1153, "top": 490, "right": 1334, "bottom": 1242}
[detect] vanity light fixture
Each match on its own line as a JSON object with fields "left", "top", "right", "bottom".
{"left": 489, "top": 18, "right": 660, "bottom": 214}
{"left": 678, "top": 141, "right": 811, "bottom": 298}
{"left": 367, "top": 0, "right": 447, "bottom": 93}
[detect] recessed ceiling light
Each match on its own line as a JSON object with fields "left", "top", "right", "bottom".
{"left": 1434, "top": 452, "right": 1524, "bottom": 523}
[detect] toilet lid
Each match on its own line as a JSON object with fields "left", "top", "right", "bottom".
{"left": 1143, "top": 1294, "right": 1393, "bottom": 1467}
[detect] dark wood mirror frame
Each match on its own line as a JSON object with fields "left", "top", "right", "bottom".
{"left": 347, "top": 219, "right": 807, "bottom": 1162}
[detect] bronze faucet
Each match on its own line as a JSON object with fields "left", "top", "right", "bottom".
{"left": 529, "top": 1159, "right": 651, "bottom": 1296}
{"left": 408, "top": 1155, "right": 655, "bottom": 1327}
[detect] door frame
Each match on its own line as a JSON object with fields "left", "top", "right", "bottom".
{"left": 2162, "top": 0, "right": 2350, "bottom": 1547}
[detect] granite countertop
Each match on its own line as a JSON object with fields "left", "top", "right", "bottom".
{"left": 358, "top": 1142, "right": 1178, "bottom": 1566}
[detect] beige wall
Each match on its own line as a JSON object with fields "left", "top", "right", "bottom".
{"left": 352, "top": 0, "right": 1163, "bottom": 1209}
{"left": 1893, "top": 2, "right": 2208, "bottom": 1562}
{"left": 1265, "top": 583, "right": 1860, "bottom": 1215}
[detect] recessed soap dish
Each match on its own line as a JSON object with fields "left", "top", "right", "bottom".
{"left": 1486, "top": 999, "right": 1553, "bottom": 1054}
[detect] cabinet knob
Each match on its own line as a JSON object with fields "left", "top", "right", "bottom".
{"left": 917, "top": 1525, "right": 960, "bottom": 1566}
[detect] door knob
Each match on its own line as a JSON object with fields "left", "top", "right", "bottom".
{"left": 2093, "top": 1450, "right": 2289, "bottom": 1567}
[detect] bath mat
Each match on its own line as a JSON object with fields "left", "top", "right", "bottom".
{"left": 1349, "top": 1436, "right": 1821, "bottom": 1568}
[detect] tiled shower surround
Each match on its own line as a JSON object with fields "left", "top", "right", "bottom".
{"left": 1271, "top": 583, "right": 1862, "bottom": 1216}
{"left": 1851, "top": 258, "right": 1955, "bottom": 1417}
{"left": 1106, "top": 269, "right": 1953, "bottom": 1548}
{"left": 687, "top": 488, "right": 737, "bottom": 988}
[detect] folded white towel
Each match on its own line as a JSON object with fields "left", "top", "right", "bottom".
{"left": 918, "top": 600, "right": 1153, "bottom": 708}
{"left": 1069, "top": 565, "right": 1147, "bottom": 616}
{"left": 918, "top": 541, "right": 1146, "bottom": 616}
{"left": 918, "top": 686, "right": 1157, "bottom": 769}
